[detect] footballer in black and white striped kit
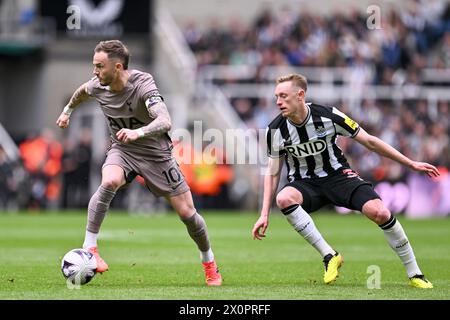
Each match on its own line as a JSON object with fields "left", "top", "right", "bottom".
{"left": 253, "top": 73, "right": 440, "bottom": 289}
{"left": 267, "top": 102, "right": 360, "bottom": 181}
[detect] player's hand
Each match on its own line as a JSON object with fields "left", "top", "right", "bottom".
{"left": 56, "top": 112, "right": 70, "bottom": 129}
{"left": 252, "top": 215, "right": 269, "bottom": 240}
{"left": 116, "top": 128, "right": 139, "bottom": 143}
{"left": 410, "top": 161, "right": 440, "bottom": 178}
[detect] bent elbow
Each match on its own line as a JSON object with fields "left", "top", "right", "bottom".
{"left": 366, "top": 136, "right": 380, "bottom": 151}
{"left": 165, "top": 120, "right": 172, "bottom": 132}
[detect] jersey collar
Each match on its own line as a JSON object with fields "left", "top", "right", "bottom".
{"left": 106, "top": 70, "right": 135, "bottom": 92}
{"left": 288, "top": 103, "right": 311, "bottom": 127}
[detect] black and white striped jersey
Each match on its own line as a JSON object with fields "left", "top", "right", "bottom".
{"left": 266, "top": 102, "right": 360, "bottom": 181}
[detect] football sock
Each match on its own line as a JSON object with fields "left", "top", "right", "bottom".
{"left": 86, "top": 185, "right": 116, "bottom": 234}
{"left": 83, "top": 230, "right": 98, "bottom": 249}
{"left": 281, "top": 204, "right": 335, "bottom": 257}
{"left": 379, "top": 215, "right": 422, "bottom": 278}
{"left": 181, "top": 212, "right": 211, "bottom": 257}
{"left": 200, "top": 248, "right": 215, "bottom": 263}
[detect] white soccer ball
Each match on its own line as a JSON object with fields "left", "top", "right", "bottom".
{"left": 61, "top": 248, "right": 97, "bottom": 285}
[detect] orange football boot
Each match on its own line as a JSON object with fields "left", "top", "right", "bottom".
{"left": 87, "top": 247, "right": 109, "bottom": 273}
{"left": 202, "top": 261, "right": 222, "bottom": 286}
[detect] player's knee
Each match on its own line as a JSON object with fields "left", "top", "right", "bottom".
{"left": 177, "top": 203, "right": 196, "bottom": 219}
{"left": 276, "top": 193, "right": 298, "bottom": 209}
{"left": 377, "top": 208, "right": 392, "bottom": 225}
{"left": 101, "top": 179, "right": 122, "bottom": 192}
{"left": 368, "top": 207, "right": 391, "bottom": 225}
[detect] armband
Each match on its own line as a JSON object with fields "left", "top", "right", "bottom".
{"left": 145, "top": 95, "right": 164, "bottom": 108}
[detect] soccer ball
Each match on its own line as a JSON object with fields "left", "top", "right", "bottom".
{"left": 61, "top": 248, "right": 97, "bottom": 285}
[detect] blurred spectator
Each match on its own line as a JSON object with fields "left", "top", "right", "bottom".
{"left": 437, "top": 100, "right": 450, "bottom": 130}
{"left": 434, "top": 31, "right": 450, "bottom": 68}
{"left": 61, "top": 128, "right": 92, "bottom": 208}
{"left": 232, "top": 98, "right": 254, "bottom": 125}
{"left": 380, "top": 116, "right": 402, "bottom": 150}
{"left": 174, "top": 141, "right": 234, "bottom": 210}
{"left": 407, "top": 121, "right": 427, "bottom": 160}
{"left": 251, "top": 97, "right": 278, "bottom": 130}
{"left": 424, "top": 123, "right": 449, "bottom": 165}
{"left": 19, "top": 128, "right": 63, "bottom": 209}
{"left": 0, "top": 145, "right": 14, "bottom": 208}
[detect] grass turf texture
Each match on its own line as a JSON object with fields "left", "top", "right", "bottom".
{"left": 0, "top": 211, "right": 448, "bottom": 300}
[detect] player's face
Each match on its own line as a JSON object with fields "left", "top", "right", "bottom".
{"left": 274, "top": 81, "right": 303, "bottom": 118}
{"left": 92, "top": 51, "right": 119, "bottom": 86}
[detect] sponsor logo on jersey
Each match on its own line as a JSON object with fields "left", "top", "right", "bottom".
{"left": 344, "top": 116, "right": 358, "bottom": 130}
{"left": 107, "top": 116, "right": 145, "bottom": 130}
{"left": 285, "top": 140, "right": 327, "bottom": 158}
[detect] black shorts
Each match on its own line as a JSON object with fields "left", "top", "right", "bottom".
{"left": 284, "top": 168, "right": 380, "bottom": 213}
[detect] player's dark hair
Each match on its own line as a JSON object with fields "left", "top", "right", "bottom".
{"left": 94, "top": 40, "right": 130, "bottom": 70}
{"left": 276, "top": 74, "right": 308, "bottom": 92}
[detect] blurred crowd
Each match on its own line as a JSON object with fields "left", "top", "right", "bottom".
{"left": 1, "top": 0, "right": 449, "bottom": 211}
{"left": 335, "top": 98, "right": 449, "bottom": 181}
{"left": 0, "top": 127, "right": 92, "bottom": 210}
{"left": 184, "top": 0, "right": 450, "bottom": 76}
{"left": 0, "top": 127, "right": 236, "bottom": 211}
{"left": 183, "top": 0, "right": 450, "bottom": 182}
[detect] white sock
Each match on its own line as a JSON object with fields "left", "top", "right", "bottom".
{"left": 200, "top": 248, "right": 214, "bottom": 263}
{"left": 82, "top": 230, "right": 98, "bottom": 249}
{"left": 379, "top": 215, "right": 422, "bottom": 278}
{"left": 281, "top": 204, "right": 335, "bottom": 257}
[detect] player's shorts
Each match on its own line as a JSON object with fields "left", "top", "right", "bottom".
{"left": 103, "top": 145, "right": 190, "bottom": 197}
{"left": 284, "top": 168, "right": 380, "bottom": 213}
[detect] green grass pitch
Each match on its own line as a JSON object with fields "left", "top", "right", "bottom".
{"left": 0, "top": 210, "right": 448, "bottom": 300}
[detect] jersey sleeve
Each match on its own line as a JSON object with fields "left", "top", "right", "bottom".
{"left": 139, "top": 74, "right": 164, "bottom": 108}
{"left": 331, "top": 107, "right": 360, "bottom": 137}
{"left": 266, "top": 127, "right": 286, "bottom": 158}
{"left": 86, "top": 77, "right": 98, "bottom": 97}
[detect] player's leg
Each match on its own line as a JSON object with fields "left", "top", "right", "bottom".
{"left": 354, "top": 186, "right": 433, "bottom": 288}
{"left": 276, "top": 185, "right": 343, "bottom": 284}
{"left": 140, "top": 156, "right": 221, "bottom": 286}
{"left": 167, "top": 190, "right": 222, "bottom": 286}
{"left": 83, "top": 164, "right": 126, "bottom": 272}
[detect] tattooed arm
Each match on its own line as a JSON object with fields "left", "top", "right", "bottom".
{"left": 116, "top": 101, "right": 172, "bottom": 143}
{"left": 56, "top": 82, "right": 90, "bottom": 129}
{"left": 141, "top": 101, "right": 172, "bottom": 136}
{"left": 66, "top": 82, "right": 90, "bottom": 109}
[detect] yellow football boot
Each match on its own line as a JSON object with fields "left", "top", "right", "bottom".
{"left": 409, "top": 275, "right": 433, "bottom": 289}
{"left": 323, "top": 252, "right": 344, "bottom": 284}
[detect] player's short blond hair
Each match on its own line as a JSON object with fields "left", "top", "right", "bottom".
{"left": 276, "top": 74, "right": 308, "bottom": 92}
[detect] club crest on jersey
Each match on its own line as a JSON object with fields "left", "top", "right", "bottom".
{"left": 315, "top": 126, "right": 327, "bottom": 138}
{"left": 126, "top": 100, "right": 133, "bottom": 111}
{"left": 285, "top": 140, "right": 327, "bottom": 158}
